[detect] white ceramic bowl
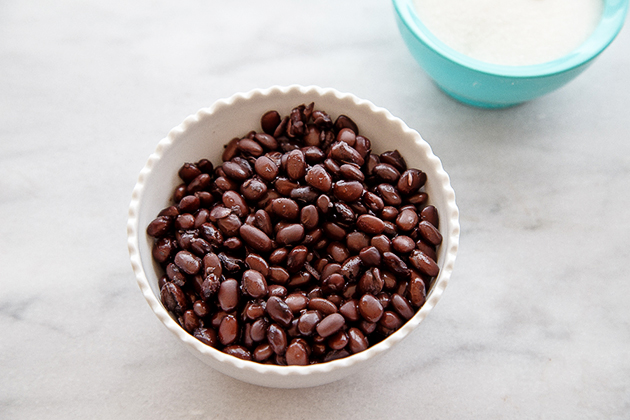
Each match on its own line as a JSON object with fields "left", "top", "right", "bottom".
{"left": 127, "top": 85, "right": 459, "bottom": 388}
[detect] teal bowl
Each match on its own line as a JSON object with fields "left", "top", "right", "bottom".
{"left": 392, "top": 0, "right": 629, "bottom": 108}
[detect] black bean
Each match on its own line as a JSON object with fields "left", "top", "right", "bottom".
{"left": 266, "top": 296, "right": 293, "bottom": 327}
{"left": 285, "top": 149, "right": 306, "bottom": 181}
{"left": 276, "top": 224, "right": 305, "bottom": 245}
{"left": 239, "top": 224, "right": 273, "bottom": 253}
{"left": 218, "top": 279, "right": 239, "bottom": 312}
{"left": 359, "top": 294, "right": 383, "bottom": 323}
{"left": 160, "top": 282, "right": 187, "bottom": 315}
{"left": 333, "top": 180, "right": 364, "bottom": 202}
{"left": 373, "top": 163, "right": 401, "bottom": 183}
{"left": 285, "top": 341, "right": 309, "bottom": 365}
{"left": 261, "top": 110, "right": 281, "bottom": 134}
{"left": 147, "top": 216, "right": 173, "bottom": 237}
{"left": 305, "top": 164, "right": 332, "bottom": 192}
{"left": 356, "top": 214, "right": 385, "bottom": 235}
{"left": 397, "top": 169, "right": 426, "bottom": 195}
{"left": 408, "top": 249, "right": 439, "bottom": 278}
{"left": 418, "top": 220, "right": 443, "bottom": 246}
{"left": 316, "top": 313, "right": 345, "bottom": 338}
{"left": 270, "top": 197, "right": 300, "bottom": 220}
{"left": 267, "top": 323, "right": 288, "bottom": 355}
{"left": 219, "top": 314, "right": 239, "bottom": 346}
{"left": 242, "top": 269, "right": 268, "bottom": 299}
{"left": 194, "top": 327, "right": 217, "bottom": 347}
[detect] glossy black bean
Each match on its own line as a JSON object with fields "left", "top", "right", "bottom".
{"left": 359, "top": 294, "right": 383, "bottom": 323}
{"left": 305, "top": 164, "right": 332, "bottom": 192}
{"left": 316, "top": 313, "right": 345, "bottom": 338}
{"left": 266, "top": 296, "right": 293, "bottom": 327}
{"left": 160, "top": 282, "right": 187, "bottom": 314}
{"left": 267, "top": 324, "right": 288, "bottom": 355}
{"left": 218, "top": 279, "right": 239, "bottom": 312}
{"left": 276, "top": 224, "right": 305, "bottom": 245}
{"left": 409, "top": 249, "right": 439, "bottom": 278}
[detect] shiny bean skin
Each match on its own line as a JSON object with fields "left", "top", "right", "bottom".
{"left": 194, "top": 327, "right": 218, "bottom": 348}
{"left": 254, "top": 155, "right": 279, "bottom": 182}
{"left": 391, "top": 293, "right": 415, "bottom": 320}
{"left": 327, "top": 330, "right": 349, "bottom": 350}
{"left": 240, "top": 178, "right": 267, "bottom": 202}
{"left": 252, "top": 343, "right": 273, "bottom": 362}
{"left": 380, "top": 150, "right": 406, "bottom": 173}
{"left": 267, "top": 324, "right": 288, "bottom": 355}
{"left": 242, "top": 270, "right": 268, "bottom": 298}
{"left": 174, "top": 250, "right": 201, "bottom": 275}
{"left": 383, "top": 251, "right": 411, "bottom": 278}
{"left": 285, "top": 341, "right": 309, "bottom": 365}
{"left": 285, "top": 292, "right": 308, "bottom": 313}
{"left": 286, "top": 245, "right": 308, "bottom": 273}
{"left": 266, "top": 296, "right": 293, "bottom": 327}
{"left": 308, "top": 297, "right": 337, "bottom": 315}
{"left": 330, "top": 141, "right": 364, "bottom": 166}
{"left": 224, "top": 345, "right": 252, "bottom": 361}
{"left": 418, "top": 220, "right": 443, "bottom": 246}
{"left": 269, "top": 266, "right": 290, "bottom": 285}
{"left": 397, "top": 169, "right": 426, "bottom": 195}
{"left": 339, "top": 163, "right": 364, "bottom": 181}
{"left": 217, "top": 279, "right": 239, "bottom": 312}
{"left": 218, "top": 314, "right": 239, "bottom": 346}
{"left": 250, "top": 318, "right": 269, "bottom": 342}
{"left": 300, "top": 204, "right": 319, "bottom": 230}
{"left": 261, "top": 110, "right": 281, "bottom": 134}
{"left": 396, "top": 208, "right": 419, "bottom": 231}
{"left": 305, "top": 164, "right": 332, "bottom": 192}
{"left": 356, "top": 214, "right": 385, "bottom": 235}
{"left": 407, "top": 272, "right": 427, "bottom": 308}
{"left": 238, "top": 138, "right": 263, "bottom": 157}
{"left": 379, "top": 310, "right": 403, "bottom": 330}
{"left": 408, "top": 249, "right": 439, "bottom": 277}
{"left": 333, "top": 181, "right": 364, "bottom": 202}
{"left": 316, "top": 313, "right": 345, "bottom": 338}
{"left": 346, "top": 231, "right": 370, "bottom": 254}
{"left": 373, "top": 163, "right": 401, "bottom": 183}
{"left": 268, "top": 284, "right": 288, "bottom": 298}
{"left": 160, "top": 282, "right": 187, "bottom": 315}
{"left": 297, "top": 311, "right": 322, "bottom": 336}
{"left": 359, "top": 294, "right": 384, "bottom": 323}
{"left": 392, "top": 235, "right": 416, "bottom": 254}
{"left": 339, "top": 299, "right": 360, "bottom": 322}
{"left": 245, "top": 254, "right": 269, "bottom": 277}
{"left": 377, "top": 183, "right": 402, "bottom": 206}
{"left": 239, "top": 224, "right": 273, "bottom": 253}
{"left": 271, "top": 198, "right": 300, "bottom": 220}
{"left": 276, "top": 224, "right": 305, "bottom": 245}
{"left": 359, "top": 246, "right": 381, "bottom": 267}
{"left": 348, "top": 327, "right": 369, "bottom": 354}
{"left": 285, "top": 149, "right": 306, "bottom": 181}
{"left": 420, "top": 205, "right": 439, "bottom": 228}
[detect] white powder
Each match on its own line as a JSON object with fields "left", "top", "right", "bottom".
{"left": 413, "top": 0, "right": 603, "bottom": 66}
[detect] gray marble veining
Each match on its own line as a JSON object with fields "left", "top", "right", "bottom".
{"left": 1, "top": 0, "right": 629, "bottom": 419}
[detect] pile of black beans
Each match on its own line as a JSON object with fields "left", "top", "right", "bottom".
{"left": 147, "top": 103, "right": 442, "bottom": 365}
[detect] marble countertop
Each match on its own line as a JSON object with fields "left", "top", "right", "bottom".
{"left": 2, "top": 1, "right": 629, "bottom": 419}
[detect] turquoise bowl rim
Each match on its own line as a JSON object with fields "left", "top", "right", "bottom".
{"left": 392, "top": 0, "right": 629, "bottom": 79}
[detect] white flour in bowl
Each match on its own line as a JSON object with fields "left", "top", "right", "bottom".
{"left": 413, "top": 0, "right": 603, "bottom": 66}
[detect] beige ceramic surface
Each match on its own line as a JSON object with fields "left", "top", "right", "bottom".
{"left": 127, "top": 85, "right": 460, "bottom": 388}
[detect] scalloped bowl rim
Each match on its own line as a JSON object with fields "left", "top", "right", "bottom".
{"left": 127, "top": 85, "right": 460, "bottom": 385}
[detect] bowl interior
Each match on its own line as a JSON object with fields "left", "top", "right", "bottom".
{"left": 393, "top": 0, "right": 629, "bottom": 77}
{"left": 129, "top": 86, "right": 459, "bottom": 387}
